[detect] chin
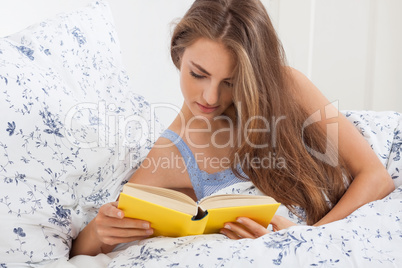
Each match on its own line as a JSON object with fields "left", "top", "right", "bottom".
{"left": 191, "top": 109, "right": 219, "bottom": 121}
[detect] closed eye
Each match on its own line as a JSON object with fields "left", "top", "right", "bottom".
{"left": 223, "top": 81, "right": 233, "bottom": 88}
{"left": 190, "top": 71, "right": 205, "bottom": 79}
{"left": 190, "top": 70, "right": 233, "bottom": 87}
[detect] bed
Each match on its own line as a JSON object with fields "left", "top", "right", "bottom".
{"left": 0, "top": 1, "right": 401, "bottom": 267}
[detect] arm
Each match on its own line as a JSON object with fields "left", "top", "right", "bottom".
{"left": 288, "top": 68, "right": 394, "bottom": 225}
{"left": 70, "top": 131, "right": 194, "bottom": 257}
{"left": 222, "top": 68, "right": 395, "bottom": 239}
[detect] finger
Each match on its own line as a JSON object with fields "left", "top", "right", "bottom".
{"left": 96, "top": 221, "right": 154, "bottom": 245}
{"left": 219, "top": 228, "right": 242, "bottom": 240}
{"left": 98, "top": 216, "right": 152, "bottom": 230}
{"left": 99, "top": 202, "right": 124, "bottom": 219}
{"left": 270, "top": 215, "right": 296, "bottom": 232}
{"left": 222, "top": 222, "right": 257, "bottom": 239}
{"left": 100, "top": 226, "right": 154, "bottom": 239}
{"left": 236, "top": 217, "right": 270, "bottom": 237}
{"left": 115, "top": 218, "right": 152, "bottom": 229}
{"left": 102, "top": 234, "right": 152, "bottom": 246}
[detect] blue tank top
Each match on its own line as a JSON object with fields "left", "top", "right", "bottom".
{"left": 160, "top": 129, "right": 248, "bottom": 200}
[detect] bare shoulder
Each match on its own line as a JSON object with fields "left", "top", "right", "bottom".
{"left": 283, "top": 67, "right": 391, "bottom": 184}
{"left": 283, "top": 66, "right": 331, "bottom": 114}
{"left": 283, "top": 67, "right": 315, "bottom": 96}
{"left": 129, "top": 131, "right": 192, "bottom": 189}
{"left": 284, "top": 66, "right": 307, "bottom": 82}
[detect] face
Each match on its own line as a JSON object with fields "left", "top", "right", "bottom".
{"left": 179, "top": 38, "right": 235, "bottom": 121}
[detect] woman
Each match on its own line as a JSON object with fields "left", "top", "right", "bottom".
{"left": 70, "top": 0, "right": 394, "bottom": 256}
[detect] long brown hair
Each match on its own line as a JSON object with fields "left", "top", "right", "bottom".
{"left": 170, "top": 0, "right": 351, "bottom": 225}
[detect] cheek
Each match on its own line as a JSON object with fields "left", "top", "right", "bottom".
{"left": 180, "top": 73, "right": 190, "bottom": 97}
{"left": 180, "top": 73, "right": 197, "bottom": 102}
{"left": 180, "top": 73, "right": 203, "bottom": 99}
{"left": 222, "top": 90, "right": 234, "bottom": 105}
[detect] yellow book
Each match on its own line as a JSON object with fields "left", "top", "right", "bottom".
{"left": 118, "top": 183, "right": 280, "bottom": 237}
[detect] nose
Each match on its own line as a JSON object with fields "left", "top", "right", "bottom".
{"left": 203, "top": 82, "right": 220, "bottom": 106}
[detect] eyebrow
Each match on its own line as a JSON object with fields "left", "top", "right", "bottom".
{"left": 190, "top": 61, "right": 232, "bottom": 81}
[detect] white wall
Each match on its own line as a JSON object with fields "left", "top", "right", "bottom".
{"left": 266, "top": 0, "right": 402, "bottom": 114}
{"left": 0, "top": 0, "right": 400, "bottom": 127}
{"left": 110, "top": 0, "right": 192, "bottom": 127}
{"left": 371, "top": 0, "right": 402, "bottom": 112}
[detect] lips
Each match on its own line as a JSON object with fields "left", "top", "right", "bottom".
{"left": 197, "top": 102, "right": 220, "bottom": 113}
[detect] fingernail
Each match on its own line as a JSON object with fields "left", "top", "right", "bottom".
{"left": 143, "top": 223, "right": 150, "bottom": 229}
{"left": 224, "top": 224, "right": 231, "bottom": 230}
{"left": 146, "top": 229, "right": 153, "bottom": 235}
{"left": 236, "top": 218, "right": 243, "bottom": 223}
{"left": 117, "top": 212, "right": 123, "bottom": 218}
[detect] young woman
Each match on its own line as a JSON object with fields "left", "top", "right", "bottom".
{"left": 70, "top": 0, "right": 394, "bottom": 256}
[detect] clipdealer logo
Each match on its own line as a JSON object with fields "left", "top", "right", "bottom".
{"left": 302, "top": 101, "right": 339, "bottom": 167}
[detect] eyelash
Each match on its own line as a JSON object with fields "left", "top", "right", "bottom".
{"left": 190, "top": 71, "right": 204, "bottom": 79}
{"left": 189, "top": 71, "right": 233, "bottom": 88}
{"left": 224, "top": 81, "right": 234, "bottom": 88}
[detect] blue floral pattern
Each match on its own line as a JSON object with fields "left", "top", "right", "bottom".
{"left": 107, "top": 111, "right": 402, "bottom": 268}
{"left": 0, "top": 1, "right": 163, "bottom": 266}
{"left": 109, "top": 184, "right": 402, "bottom": 268}
{"left": 1, "top": 0, "right": 401, "bottom": 266}
{"left": 344, "top": 110, "right": 402, "bottom": 187}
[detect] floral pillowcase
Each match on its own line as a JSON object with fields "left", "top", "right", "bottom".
{"left": 0, "top": 1, "right": 162, "bottom": 265}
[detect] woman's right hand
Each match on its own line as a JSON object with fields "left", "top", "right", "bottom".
{"left": 93, "top": 201, "right": 154, "bottom": 246}
{"left": 70, "top": 201, "right": 153, "bottom": 257}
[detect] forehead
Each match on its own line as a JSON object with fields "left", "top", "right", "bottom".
{"left": 182, "top": 38, "right": 235, "bottom": 76}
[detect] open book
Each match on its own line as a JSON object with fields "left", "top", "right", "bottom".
{"left": 118, "top": 183, "right": 280, "bottom": 237}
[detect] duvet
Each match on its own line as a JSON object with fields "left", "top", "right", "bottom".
{"left": 62, "top": 111, "right": 402, "bottom": 267}
{"left": 59, "top": 183, "right": 402, "bottom": 268}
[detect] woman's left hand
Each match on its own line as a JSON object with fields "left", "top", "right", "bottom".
{"left": 220, "top": 215, "right": 297, "bottom": 239}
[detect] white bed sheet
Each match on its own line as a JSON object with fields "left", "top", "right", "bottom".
{"left": 58, "top": 110, "right": 402, "bottom": 267}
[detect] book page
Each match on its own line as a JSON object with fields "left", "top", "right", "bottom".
{"left": 123, "top": 183, "right": 198, "bottom": 216}
{"left": 199, "top": 194, "right": 278, "bottom": 211}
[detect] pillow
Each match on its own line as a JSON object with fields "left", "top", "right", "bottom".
{"left": 343, "top": 110, "right": 402, "bottom": 188}
{"left": 0, "top": 1, "right": 163, "bottom": 265}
